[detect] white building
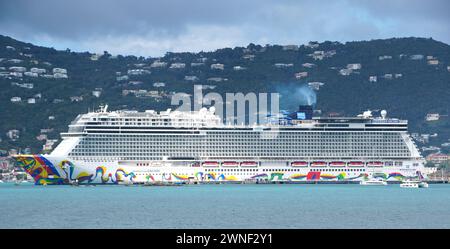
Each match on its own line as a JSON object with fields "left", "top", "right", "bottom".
{"left": 347, "top": 63, "right": 362, "bottom": 70}
{"left": 169, "top": 63, "right": 186, "bottom": 69}
{"left": 70, "top": 96, "right": 84, "bottom": 102}
{"left": 6, "top": 130, "right": 20, "bottom": 141}
{"left": 8, "top": 59, "right": 23, "bottom": 64}
{"left": 339, "top": 69, "right": 352, "bottom": 76}
{"left": 410, "top": 54, "right": 424, "bottom": 60}
{"left": 207, "top": 77, "right": 227, "bottom": 82}
{"left": 30, "top": 68, "right": 46, "bottom": 74}
{"left": 308, "top": 82, "right": 325, "bottom": 90}
{"left": 211, "top": 63, "right": 224, "bottom": 70}
{"left": 127, "top": 69, "right": 150, "bottom": 75}
{"left": 295, "top": 72, "right": 308, "bottom": 79}
{"left": 184, "top": 76, "right": 199, "bottom": 81}
{"left": 54, "top": 73, "right": 68, "bottom": 79}
{"left": 92, "top": 90, "right": 102, "bottom": 98}
{"left": 427, "top": 60, "right": 439, "bottom": 65}
{"left": 378, "top": 55, "right": 392, "bottom": 60}
{"left": 274, "top": 63, "right": 293, "bottom": 68}
{"left": 383, "top": 74, "right": 393, "bottom": 80}
{"left": 233, "top": 66, "right": 246, "bottom": 71}
{"left": 9, "top": 66, "right": 26, "bottom": 72}
{"left": 24, "top": 72, "right": 38, "bottom": 77}
{"left": 426, "top": 113, "right": 440, "bottom": 121}
{"left": 150, "top": 61, "right": 167, "bottom": 68}
{"left": 153, "top": 82, "right": 166, "bottom": 88}
{"left": 10, "top": 97, "right": 22, "bottom": 103}
{"left": 27, "top": 98, "right": 36, "bottom": 104}
{"left": 302, "top": 63, "right": 316, "bottom": 68}
{"left": 9, "top": 72, "right": 23, "bottom": 77}
{"left": 53, "top": 68, "right": 68, "bottom": 74}
{"left": 369, "top": 76, "right": 377, "bottom": 82}
{"left": 116, "top": 75, "right": 129, "bottom": 81}
{"left": 242, "top": 54, "right": 255, "bottom": 60}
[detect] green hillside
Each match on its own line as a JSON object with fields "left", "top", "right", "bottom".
{"left": 0, "top": 35, "right": 449, "bottom": 155}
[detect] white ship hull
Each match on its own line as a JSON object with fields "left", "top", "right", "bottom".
{"left": 15, "top": 155, "right": 426, "bottom": 185}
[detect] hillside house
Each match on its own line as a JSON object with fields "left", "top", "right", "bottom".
{"left": 169, "top": 63, "right": 186, "bottom": 69}
{"left": 54, "top": 73, "right": 68, "bottom": 79}
{"left": 9, "top": 66, "right": 26, "bottom": 72}
{"left": 8, "top": 59, "right": 23, "bottom": 64}
{"left": 10, "top": 97, "right": 22, "bottom": 103}
{"left": 116, "top": 75, "right": 129, "bottom": 81}
{"left": 426, "top": 153, "right": 449, "bottom": 164}
{"left": 426, "top": 113, "right": 440, "bottom": 121}
{"left": 9, "top": 72, "right": 23, "bottom": 77}
{"left": 207, "top": 77, "right": 227, "bottom": 82}
{"left": 347, "top": 63, "right": 362, "bottom": 70}
{"left": 70, "top": 96, "right": 84, "bottom": 102}
{"left": 339, "top": 69, "right": 352, "bottom": 76}
{"left": 53, "top": 68, "right": 67, "bottom": 74}
{"left": 369, "top": 76, "right": 377, "bottom": 82}
{"left": 24, "top": 72, "right": 38, "bottom": 77}
{"left": 233, "top": 66, "right": 246, "bottom": 71}
{"left": 308, "top": 82, "right": 324, "bottom": 90}
{"left": 383, "top": 74, "right": 393, "bottom": 79}
{"left": 150, "top": 61, "right": 167, "bottom": 68}
{"left": 295, "top": 72, "right": 308, "bottom": 79}
{"left": 127, "top": 69, "right": 150, "bottom": 75}
{"left": 6, "top": 130, "right": 20, "bottom": 141}
{"left": 274, "top": 63, "right": 293, "bottom": 68}
{"left": 92, "top": 90, "right": 102, "bottom": 98}
{"left": 27, "top": 98, "right": 36, "bottom": 104}
{"left": 427, "top": 60, "right": 439, "bottom": 65}
{"left": 153, "top": 82, "right": 166, "bottom": 87}
{"left": 184, "top": 76, "right": 199, "bottom": 81}
{"left": 410, "top": 54, "right": 424, "bottom": 60}
{"left": 302, "top": 63, "right": 316, "bottom": 68}
{"left": 211, "top": 63, "right": 224, "bottom": 70}
{"left": 242, "top": 54, "right": 255, "bottom": 60}
{"left": 378, "top": 55, "right": 392, "bottom": 60}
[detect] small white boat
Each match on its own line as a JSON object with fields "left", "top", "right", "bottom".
{"left": 400, "top": 180, "right": 419, "bottom": 188}
{"left": 418, "top": 181, "right": 429, "bottom": 188}
{"left": 360, "top": 178, "right": 388, "bottom": 186}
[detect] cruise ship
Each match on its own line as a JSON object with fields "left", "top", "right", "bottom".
{"left": 15, "top": 105, "right": 426, "bottom": 185}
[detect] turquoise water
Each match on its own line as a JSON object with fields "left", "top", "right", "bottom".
{"left": 0, "top": 183, "right": 449, "bottom": 228}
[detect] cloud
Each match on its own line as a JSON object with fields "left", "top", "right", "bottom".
{"left": 0, "top": 0, "right": 448, "bottom": 56}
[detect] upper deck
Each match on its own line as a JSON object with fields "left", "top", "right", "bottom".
{"left": 62, "top": 105, "right": 408, "bottom": 137}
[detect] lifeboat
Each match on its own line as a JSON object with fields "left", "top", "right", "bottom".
{"left": 310, "top": 161, "right": 327, "bottom": 167}
{"left": 291, "top": 161, "right": 308, "bottom": 167}
{"left": 240, "top": 161, "right": 258, "bottom": 167}
{"left": 348, "top": 161, "right": 364, "bottom": 167}
{"left": 367, "top": 161, "right": 384, "bottom": 167}
{"left": 329, "top": 161, "right": 346, "bottom": 167}
{"left": 222, "top": 161, "right": 239, "bottom": 167}
{"left": 202, "top": 161, "right": 219, "bottom": 167}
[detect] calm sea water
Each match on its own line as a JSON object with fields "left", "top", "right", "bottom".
{"left": 1, "top": 183, "right": 449, "bottom": 229}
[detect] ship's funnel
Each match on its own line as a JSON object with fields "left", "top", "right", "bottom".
{"left": 297, "top": 105, "right": 313, "bottom": 120}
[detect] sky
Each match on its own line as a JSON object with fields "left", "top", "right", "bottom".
{"left": 0, "top": 0, "right": 449, "bottom": 57}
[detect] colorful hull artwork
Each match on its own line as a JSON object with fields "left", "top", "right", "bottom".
{"left": 15, "top": 155, "right": 415, "bottom": 185}
{"left": 15, "top": 155, "right": 135, "bottom": 185}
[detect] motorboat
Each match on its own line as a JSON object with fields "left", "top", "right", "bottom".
{"left": 360, "top": 178, "right": 388, "bottom": 186}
